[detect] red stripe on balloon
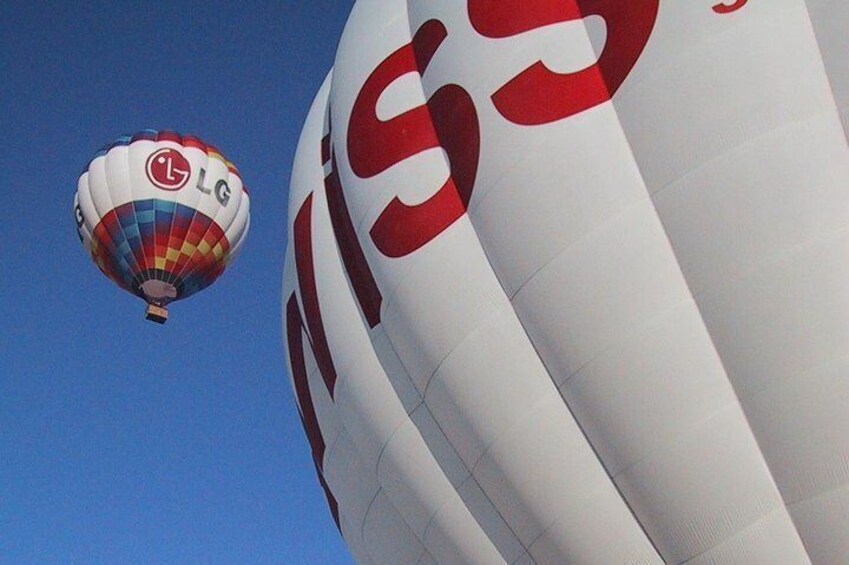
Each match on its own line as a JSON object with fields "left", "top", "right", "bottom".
{"left": 156, "top": 130, "right": 183, "bottom": 144}
{"left": 324, "top": 150, "right": 382, "bottom": 328}
{"left": 321, "top": 134, "right": 331, "bottom": 164}
{"left": 182, "top": 135, "right": 208, "bottom": 151}
{"left": 294, "top": 193, "right": 338, "bottom": 396}
{"left": 286, "top": 294, "right": 327, "bottom": 466}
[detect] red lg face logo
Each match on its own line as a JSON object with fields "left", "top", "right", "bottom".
{"left": 146, "top": 148, "right": 191, "bottom": 190}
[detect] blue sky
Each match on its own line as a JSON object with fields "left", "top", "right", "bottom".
{"left": 1, "top": 1, "right": 355, "bottom": 562}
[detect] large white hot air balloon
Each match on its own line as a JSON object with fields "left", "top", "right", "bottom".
{"left": 283, "top": 1, "right": 848, "bottom": 563}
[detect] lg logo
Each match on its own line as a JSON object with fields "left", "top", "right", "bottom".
{"left": 145, "top": 148, "right": 191, "bottom": 191}
{"left": 145, "top": 147, "right": 231, "bottom": 206}
{"left": 195, "top": 168, "right": 231, "bottom": 207}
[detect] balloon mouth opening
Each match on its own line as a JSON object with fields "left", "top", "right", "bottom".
{"left": 137, "top": 276, "right": 176, "bottom": 325}
{"left": 140, "top": 279, "right": 178, "bottom": 301}
{"left": 130, "top": 269, "right": 185, "bottom": 305}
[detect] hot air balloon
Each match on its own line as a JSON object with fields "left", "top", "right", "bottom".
{"left": 283, "top": 1, "right": 848, "bottom": 563}
{"left": 75, "top": 130, "right": 250, "bottom": 323}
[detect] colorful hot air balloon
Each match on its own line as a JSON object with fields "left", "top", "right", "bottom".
{"left": 75, "top": 130, "right": 250, "bottom": 323}
{"left": 283, "top": 1, "right": 848, "bottom": 563}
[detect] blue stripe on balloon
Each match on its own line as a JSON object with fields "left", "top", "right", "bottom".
{"left": 155, "top": 199, "right": 176, "bottom": 213}
{"left": 136, "top": 209, "right": 155, "bottom": 224}
{"left": 134, "top": 199, "right": 153, "bottom": 211}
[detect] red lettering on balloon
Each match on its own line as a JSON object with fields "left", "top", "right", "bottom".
{"left": 469, "top": 0, "right": 659, "bottom": 125}
{"left": 348, "top": 20, "right": 446, "bottom": 179}
{"left": 286, "top": 292, "right": 340, "bottom": 530}
{"left": 317, "top": 464, "right": 341, "bottom": 529}
{"left": 348, "top": 19, "right": 480, "bottom": 258}
{"left": 286, "top": 195, "right": 341, "bottom": 525}
{"left": 293, "top": 193, "right": 338, "bottom": 395}
{"left": 323, "top": 134, "right": 382, "bottom": 328}
{"left": 712, "top": 0, "right": 748, "bottom": 14}
{"left": 286, "top": 293, "right": 327, "bottom": 467}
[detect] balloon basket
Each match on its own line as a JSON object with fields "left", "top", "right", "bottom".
{"left": 145, "top": 304, "right": 168, "bottom": 324}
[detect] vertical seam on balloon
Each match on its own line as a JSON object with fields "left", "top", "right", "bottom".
{"left": 315, "top": 84, "right": 489, "bottom": 560}
{"left": 165, "top": 138, "right": 208, "bottom": 290}
{"left": 371, "top": 395, "right": 425, "bottom": 474}
{"left": 288, "top": 281, "right": 346, "bottom": 536}
{"left": 165, "top": 134, "right": 200, "bottom": 288}
{"left": 312, "top": 362, "right": 347, "bottom": 524}
{"left": 403, "top": 15, "right": 662, "bottom": 565}
{"left": 438, "top": 16, "right": 669, "bottom": 565}
{"left": 122, "top": 141, "right": 152, "bottom": 289}
{"left": 171, "top": 146, "right": 226, "bottom": 296}
{"left": 173, "top": 170, "right": 229, "bottom": 296}
{"left": 317, "top": 88, "right": 512, "bottom": 561}
{"left": 359, "top": 487, "right": 387, "bottom": 557}
{"left": 497, "top": 222, "right": 662, "bottom": 560}
{"left": 91, "top": 151, "right": 135, "bottom": 291}
{"left": 157, "top": 143, "right": 183, "bottom": 298}
{"left": 361, "top": 15, "right": 535, "bottom": 562}
{"left": 222, "top": 191, "right": 250, "bottom": 264}
{"left": 179, "top": 149, "right": 245, "bottom": 288}
{"left": 456, "top": 5, "right": 829, "bottom": 557}
{"left": 79, "top": 175, "right": 128, "bottom": 291}
{"left": 132, "top": 200, "right": 152, "bottom": 285}
{"left": 79, "top": 176, "right": 112, "bottom": 284}
{"left": 802, "top": 0, "right": 849, "bottom": 144}
{"left": 417, "top": 472, "right": 510, "bottom": 565}
{"left": 348, "top": 321, "right": 513, "bottom": 563}
{"left": 226, "top": 206, "right": 250, "bottom": 264}
{"left": 211, "top": 181, "right": 247, "bottom": 267}
{"left": 285, "top": 175, "right": 354, "bottom": 546}
{"left": 603, "top": 37, "right": 813, "bottom": 562}
{"left": 722, "top": 3, "right": 844, "bottom": 557}
{"left": 159, "top": 195, "right": 179, "bottom": 296}
{"left": 358, "top": 486, "right": 381, "bottom": 554}
{"left": 335, "top": 16, "right": 556, "bottom": 565}
{"left": 149, "top": 146, "right": 162, "bottom": 288}
{"left": 100, "top": 147, "right": 145, "bottom": 296}
{"left": 384, "top": 345, "right": 518, "bottom": 564}
{"left": 214, "top": 195, "right": 247, "bottom": 275}
{"left": 175, "top": 169, "right": 239, "bottom": 300}
{"left": 162, "top": 137, "right": 193, "bottom": 290}
{"left": 330, "top": 184, "right": 515, "bottom": 562}
{"left": 321, "top": 167, "right": 497, "bottom": 562}
{"left": 342, "top": 513, "right": 381, "bottom": 565}
{"left": 77, "top": 181, "right": 98, "bottom": 266}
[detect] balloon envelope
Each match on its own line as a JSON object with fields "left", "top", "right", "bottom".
{"left": 284, "top": 2, "right": 848, "bottom": 563}
{"left": 75, "top": 130, "right": 250, "bottom": 321}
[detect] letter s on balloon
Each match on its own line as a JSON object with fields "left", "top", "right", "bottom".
{"left": 347, "top": 19, "right": 480, "bottom": 259}
{"left": 469, "top": 0, "right": 660, "bottom": 125}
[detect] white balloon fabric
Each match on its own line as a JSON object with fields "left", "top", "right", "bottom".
{"left": 283, "top": 2, "right": 848, "bottom": 563}
{"left": 75, "top": 130, "right": 250, "bottom": 316}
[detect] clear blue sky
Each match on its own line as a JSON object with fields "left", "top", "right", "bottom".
{"left": 1, "top": 1, "right": 355, "bottom": 563}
